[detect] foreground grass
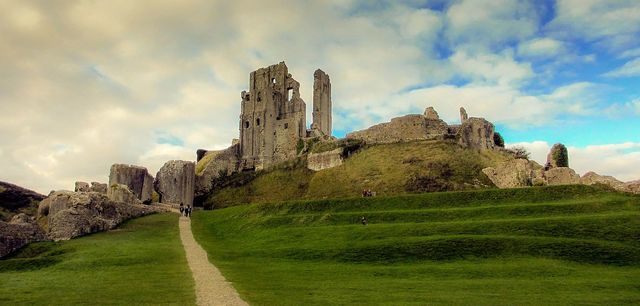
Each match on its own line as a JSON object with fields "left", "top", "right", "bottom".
{"left": 192, "top": 185, "right": 640, "bottom": 305}
{"left": 0, "top": 213, "right": 195, "bottom": 305}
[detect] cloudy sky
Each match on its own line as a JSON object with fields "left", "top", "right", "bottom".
{"left": 1, "top": 0, "right": 639, "bottom": 194}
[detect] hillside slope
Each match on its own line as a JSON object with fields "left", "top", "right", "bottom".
{"left": 0, "top": 181, "right": 45, "bottom": 221}
{"left": 202, "top": 140, "right": 513, "bottom": 209}
{"left": 192, "top": 185, "right": 640, "bottom": 305}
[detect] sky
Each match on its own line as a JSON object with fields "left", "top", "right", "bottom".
{"left": 0, "top": 0, "right": 639, "bottom": 194}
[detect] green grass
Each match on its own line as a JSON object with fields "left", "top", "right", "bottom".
{"left": 0, "top": 213, "right": 195, "bottom": 305}
{"left": 192, "top": 185, "right": 640, "bottom": 305}
{"left": 205, "top": 140, "right": 511, "bottom": 208}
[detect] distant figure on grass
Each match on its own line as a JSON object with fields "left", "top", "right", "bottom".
{"left": 362, "top": 189, "right": 375, "bottom": 197}
{"left": 361, "top": 216, "right": 368, "bottom": 226}
{"left": 179, "top": 203, "right": 184, "bottom": 215}
{"left": 186, "top": 206, "right": 192, "bottom": 217}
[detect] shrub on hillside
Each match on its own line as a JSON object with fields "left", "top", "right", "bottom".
{"left": 405, "top": 175, "right": 453, "bottom": 193}
{"left": 552, "top": 144, "right": 569, "bottom": 167}
{"left": 493, "top": 132, "right": 505, "bottom": 148}
{"left": 507, "top": 146, "right": 530, "bottom": 160}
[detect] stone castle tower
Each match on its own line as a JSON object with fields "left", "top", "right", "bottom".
{"left": 239, "top": 62, "right": 308, "bottom": 171}
{"left": 312, "top": 69, "right": 332, "bottom": 136}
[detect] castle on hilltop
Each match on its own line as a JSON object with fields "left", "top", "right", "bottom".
{"left": 195, "top": 61, "right": 497, "bottom": 197}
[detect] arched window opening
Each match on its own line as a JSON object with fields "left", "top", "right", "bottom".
{"left": 256, "top": 118, "right": 261, "bottom": 126}
{"left": 245, "top": 121, "right": 250, "bottom": 129}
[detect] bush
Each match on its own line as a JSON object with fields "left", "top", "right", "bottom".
{"left": 508, "top": 146, "right": 530, "bottom": 160}
{"left": 552, "top": 144, "right": 569, "bottom": 167}
{"left": 493, "top": 132, "right": 505, "bottom": 148}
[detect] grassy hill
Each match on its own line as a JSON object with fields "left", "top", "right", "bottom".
{"left": 192, "top": 185, "right": 640, "bottom": 305}
{"left": 203, "top": 140, "right": 512, "bottom": 209}
{"left": 0, "top": 214, "right": 195, "bottom": 305}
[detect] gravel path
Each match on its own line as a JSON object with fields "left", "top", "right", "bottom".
{"left": 178, "top": 214, "right": 248, "bottom": 306}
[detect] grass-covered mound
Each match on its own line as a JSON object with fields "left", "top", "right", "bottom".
{"left": 192, "top": 185, "right": 640, "bottom": 305}
{"left": 0, "top": 214, "right": 195, "bottom": 305}
{"left": 204, "top": 140, "right": 511, "bottom": 208}
{"left": 0, "top": 181, "right": 45, "bottom": 221}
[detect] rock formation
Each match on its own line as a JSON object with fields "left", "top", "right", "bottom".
{"left": 0, "top": 181, "right": 46, "bottom": 219}
{"left": 75, "top": 182, "right": 91, "bottom": 192}
{"left": 155, "top": 160, "right": 195, "bottom": 206}
{"left": 312, "top": 69, "right": 332, "bottom": 136}
{"left": 107, "top": 184, "right": 142, "bottom": 205}
{"left": 0, "top": 213, "right": 47, "bottom": 258}
{"left": 37, "top": 191, "right": 162, "bottom": 241}
{"left": 460, "top": 107, "right": 468, "bottom": 123}
{"left": 482, "top": 159, "right": 544, "bottom": 188}
{"left": 108, "top": 164, "right": 153, "bottom": 203}
{"left": 457, "top": 117, "right": 495, "bottom": 150}
{"left": 90, "top": 182, "right": 107, "bottom": 194}
{"left": 307, "top": 148, "right": 344, "bottom": 171}
{"left": 75, "top": 181, "right": 107, "bottom": 194}
{"left": 424, "top": 107, "right": 439, "bottom": 120}
{"left": 195, "top": 143, "right": 240, "bottom": 197}
{"left": 546, "top": 143, "right": 569, "bottom": 168}
{"left": 545, "top": 167, "right": 580, "bottom": 185}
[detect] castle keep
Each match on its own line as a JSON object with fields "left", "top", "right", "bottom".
{"left": 238, "top": 62, "right": 333, "bottom": 171}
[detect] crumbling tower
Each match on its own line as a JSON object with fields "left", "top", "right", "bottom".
{"left": 312, "top": 69, "right": 332, "bottom": 136}
{"left": 239, "top": 62, "right": 307, "bottom": 171}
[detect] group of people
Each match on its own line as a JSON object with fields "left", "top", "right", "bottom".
{"left": 361, "top": 189, "right": 376, "bottom": 197}
{"left": 179, "top": 203, "right": 192, "bottom": 217}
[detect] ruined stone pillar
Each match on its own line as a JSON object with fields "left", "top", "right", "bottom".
{"left": 154, "top": 160, "right": 195, "bottom": 206}
{"left": 312, "top": 69, "right": 332, "bottom": 136}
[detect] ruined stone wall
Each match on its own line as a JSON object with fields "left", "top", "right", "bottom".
{"left": 239, "top": 62, "right": 306, "bottom": 170}
{"left": 307, "top": 148, "right": 343, "bottom": 171}
{"left": 457, "top": 117, "right": 495, "bottom": 150}
{"left": 346, "top": 114, "right": 449, "bottom": 144}
{"left": 108, "top": 164, "right": 153, "bottom": 203}
{"left": 312, "top": 69, "right": 332, "bottom": 136}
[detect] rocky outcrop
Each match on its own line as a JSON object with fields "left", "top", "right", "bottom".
{"left": 580, "top": 172, "right": 625, "bottom": 189}
{"left": 90, "top": 182, "right": 107, "bottom": 194}
{"left": 75, "top": 182, "right": 91, "bottom": 192}
{"left": 424, "top": 107, "right": 439, "bottom": 120}
{"left": 546, "top": 143, "right": 569, "bottom": 168}
{"left": 37, "top": 191, "right": 163, "bottom": 241}
{"left": 155, "top": 160, "right": 195, "bottom": 206}
{"left": 460, "top": 107, "right": 468, "bottom": 122}
{"left": 482, "top": 159, "right": 543, "bottom": 188}
{"left": 457, "top": 117, "right": 495, "bottom": 150}
{"left": 108, "top": 164, "right": 153, "bottom": 203}
{"left": 624, "top": 180, "right": 640, "bottom": 194}
{"left": 195, "top": 144, "right": 240, "bottom": 197}
{"left": 75, "top": 181, "right": 107, "bottom": 194}
{"left": 0, "top": 213, "right": 47, "bottom": 258}
{"left": 545, "top": 167, "right": 580, "bottom": 185}
{"left": 0, "top": 181, "right": 46, "bottom": 221}
{"left": 107, "top": 184, "right": 142, "bottom": 205}
{"left": 307, "top": 148, "right": 344, "bottom": 171}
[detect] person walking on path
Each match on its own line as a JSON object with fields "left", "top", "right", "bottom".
{"left": 179, "top": 203, "right": 184, "bottom": 215}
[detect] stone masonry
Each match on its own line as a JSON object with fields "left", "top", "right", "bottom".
{"left": 108, "top": 164, "right": 154, "bottom": 203}
{"left": 312, "top": 69, "right": 332, "bottom": 136}
{"left": 155, "top": 160, "right": 195, "bottom": 206}
{"left": 239, "top": 62, "right": 307, "bottom": 171}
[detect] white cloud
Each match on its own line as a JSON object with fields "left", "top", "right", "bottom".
{"left": 449, "top": 50, "right": 533, "bottom": 86}
{"left": 508, "top": 141, "right": 640, "bottom": 182}
{"left": 446, "top": 0, "right": 538, "bottom": 49}
{"left": 518, "top": 38, "right": 565, "bottom": 57}
{"left": 549, "top": 0, "right": 640, "bottom": 51}
{"left": 603, "top": 58, "right": 640, "bottom": 77}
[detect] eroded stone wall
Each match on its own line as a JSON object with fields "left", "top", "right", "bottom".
{"left": 346, "top": 114, "right": 449, "bottom": 144}
{"left": 312, "top": 69, "right": 332, "bottom": 136}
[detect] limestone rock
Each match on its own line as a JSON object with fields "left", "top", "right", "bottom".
{"left": 544, "top": 167, "right": 580, "bottom": 185}
{"left": 307, "top": 148, "right": 344, "bottom": 171}
{"left": 580, "top": 171, "right": 625, "bottom": 190}
{"left": 312, "top": 69, "right": 332, "bottom": 136}
{"left": 457, "top": 117, "right": 495, "bottom": 150}
{"left": 195, "top": 144, "right": 240, "bottom": 197}
{"left": 423, "top": 106, "right": 439, "bottom": 120}
{"left": 108, "top": 164, "right": 153, "bottom": 203}
{"left": 107, "top": 184, "right": 142, "bottom": 205}
{"left": 546, "top": 143, "right": 569, "bottom": 168}
{"left": 460, "top": 107, "right": 468, "bottom": 123}
{"left": 75, "top": 181, "right": 90, "bottom": 192}
{"left": 90, "top": 182, "right": 107, "bottom": 194}
{"left": 155, "top": 160, "right": 195, "bottom": 206}
{"left": 482, "top": 159, "right": 543, "bottom": 188}
{"left": 37, "top": 190, "right": 162, "bottom": 241}
{"left": 0, "top": 213, "right": 47, "bottom": 258}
